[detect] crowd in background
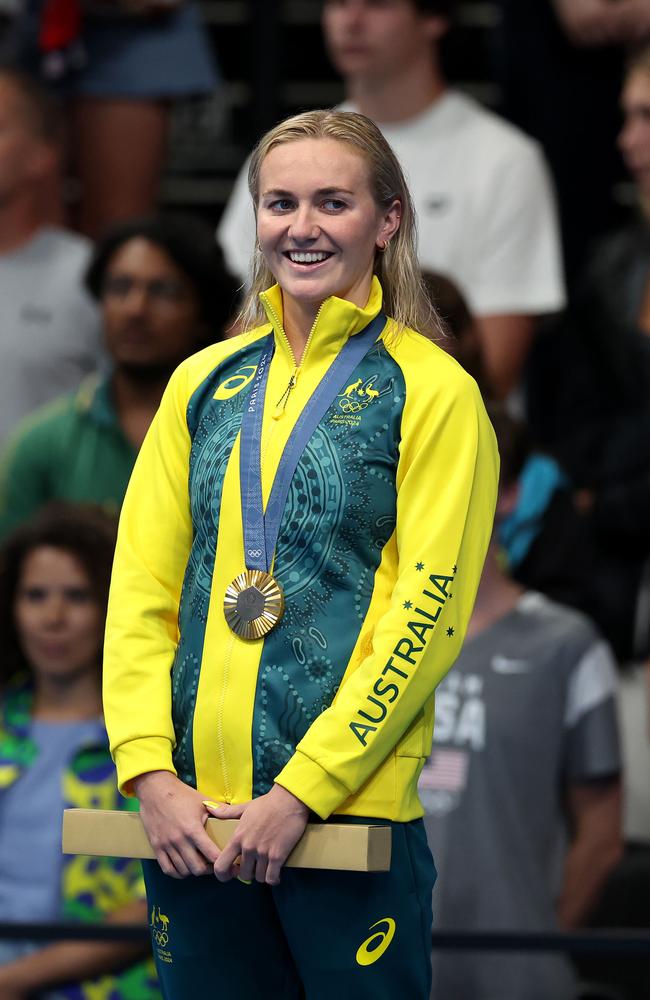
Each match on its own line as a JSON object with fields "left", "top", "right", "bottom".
{"left": 0, "top": 0, "right": 648, "bottom": 997}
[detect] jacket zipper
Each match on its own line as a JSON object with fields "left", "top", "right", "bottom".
{"left": 215, "top": 299, "right": 325, "bottom": 799}
{"left": 216, "top": 633, "right": 235, "bottom": 802}
{"left": 265, "top": 298, "right": 325, "bottom": 417}
{"left": 275, "top": 373, "right": 297, "bottom": 413}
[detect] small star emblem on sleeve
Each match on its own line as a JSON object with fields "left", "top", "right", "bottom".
{"left": 403, "top": 600, "right": 413, "bottom": 610}
{"left": 452, "top": 564, "right": 457, "bottom": 574}
{"left": 415, "top": 562, "right": 424, "bottom": 571}
{"left": 446, "top": 627, "right": 455, "bottom": 637}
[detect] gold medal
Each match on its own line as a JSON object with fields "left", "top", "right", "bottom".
{"left": 223, "top": 569, "right": 285, "bottom": 640}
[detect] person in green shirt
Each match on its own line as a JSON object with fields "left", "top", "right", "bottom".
{"left": 0, "top": 213, "right": 238, "bottom": 536}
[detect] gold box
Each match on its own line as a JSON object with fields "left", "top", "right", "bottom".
{"left": 62, "top": 809, "right": 392, "bottom": 872}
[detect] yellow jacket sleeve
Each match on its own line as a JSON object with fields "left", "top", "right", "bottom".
{"left": 275, "top": 366, "right": 498, "bottom": 818}
{"left": 103, "top": 363, "right": 193, "bottom": 794}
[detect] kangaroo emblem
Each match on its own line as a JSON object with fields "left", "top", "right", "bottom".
{"left": 151, "top": 906, "right": 169, "bottom": 932}
{"left": 151, "top": 905, "right": 170, "bottom": 947}
{"left": 343, "top": 378, "right": 362, "bottom": 397}
{"left": 337, "top": 376, "right": 386, "bottom": 416}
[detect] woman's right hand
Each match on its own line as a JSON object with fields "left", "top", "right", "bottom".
{"left": 133, "top": 771, "right": 220, "bottom": 879}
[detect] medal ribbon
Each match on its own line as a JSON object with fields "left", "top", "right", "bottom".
{"left": 240, "top": 312, "right": 387, "bottom": 574}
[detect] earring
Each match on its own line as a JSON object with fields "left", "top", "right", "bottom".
{"left": 377, "top": 240, "right": 388, "bottom": 252}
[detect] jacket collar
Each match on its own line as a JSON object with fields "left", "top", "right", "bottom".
{"left": 258, "top": 276, "right": 384, "bottom": 367}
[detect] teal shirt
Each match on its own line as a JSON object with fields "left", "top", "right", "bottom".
{"left": 0, "top": 375, "right": 137, "bottom": 537}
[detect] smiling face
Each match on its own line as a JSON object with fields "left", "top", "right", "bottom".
{"left": 619, "top": 68, "right": 650, "bottom": 201}
{"left": 256, "top": 137, "right": 400, "bottom": 317}
{"left": 14, "top": 546, "right": 103, "bottom": 685}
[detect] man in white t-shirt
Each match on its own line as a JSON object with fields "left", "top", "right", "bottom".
{"left": 218, "top": 0, "right": 565, "bottom": 398}
{"left": 0, "top": 70, "right": 101, "bottom": 446}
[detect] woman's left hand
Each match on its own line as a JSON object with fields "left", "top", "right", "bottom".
{"left": 206, "top": 784, "right": 310, "bottom": 885}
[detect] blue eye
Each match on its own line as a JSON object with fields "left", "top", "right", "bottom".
{"left": 323, "top": 199, "right": 346, "bottom": 211}
{"left": 269, "top": 198, "right": 294, "bottom": 212}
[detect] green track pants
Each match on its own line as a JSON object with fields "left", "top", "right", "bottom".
{"left": 143, "top": 817, "right": 435, "bottom": 999}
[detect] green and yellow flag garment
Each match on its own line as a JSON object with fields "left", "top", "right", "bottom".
{"left": 103, "top": 278, "right": 498, "bottom": 822}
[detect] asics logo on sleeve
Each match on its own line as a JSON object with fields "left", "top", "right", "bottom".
{"left": 355, "top": 917, "right": 396, "bottom": 966}
{"left": 214, "top": 365, "right": 258, "bottom": 400}
{"left": 491, "top": 655, "right": 531, "bottom": 674}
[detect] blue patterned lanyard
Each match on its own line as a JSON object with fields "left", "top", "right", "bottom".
{"left": 240, "top": 312, "right": 386, "bottom": 574}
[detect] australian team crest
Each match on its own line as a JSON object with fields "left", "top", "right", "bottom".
{"left": 151, "top": 905, "right": 173, "bottom": 964}
{"left": 331, "top": 375, "right": 391, "bottom": 428}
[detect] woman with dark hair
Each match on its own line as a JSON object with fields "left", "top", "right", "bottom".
{"left": 0, "top": 503, "right": 159, "bottom": 999}
{"left": 104, "top": 109, "right": 497, "bottom": 998}
{"left": 420, "top": 270, "right": 492, "bottom": 395}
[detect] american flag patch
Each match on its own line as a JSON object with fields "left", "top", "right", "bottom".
{"left": 419, "top": 748, "right": 469, "bottom": 793}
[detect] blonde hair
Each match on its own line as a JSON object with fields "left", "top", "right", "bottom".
{"left": 237, "top": 109, "right": 440, "bottom": 338}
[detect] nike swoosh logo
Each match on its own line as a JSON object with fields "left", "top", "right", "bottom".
{"left": 425, "top": 195, "right": 451, "bottom": 213}
{"left": 491, "top": 655, "right": 531, "bottom": 674}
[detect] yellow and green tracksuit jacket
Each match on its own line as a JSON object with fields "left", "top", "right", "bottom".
{"left": 103, "top": 277, "right": 498, "bottom": 822}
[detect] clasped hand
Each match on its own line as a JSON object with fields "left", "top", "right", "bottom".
{"left": 135, "top": 771, "right": 309, "bottom": 885}
{"left": 206, "top": 783, "right": 310, "bottom": 885}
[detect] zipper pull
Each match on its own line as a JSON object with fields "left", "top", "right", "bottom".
{"left": 273, "top": 369, "right": 298, "bottom": 418}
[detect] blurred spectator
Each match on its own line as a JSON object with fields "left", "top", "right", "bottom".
{"left": 0, "top": 213, "right": 238, "bottom": 535}
{"left": 218, "top": 0, "right": 565, "bottom": 399}
{"left": 0, "top": 502, "right": 159, "bottom": 997}
{"left": 492, "top": 0, "right": 627, "bottom": 284}
{"left": 421, "top": 270, "right": 492, "bottom": 395}
{"left": 0, "top": 68, "right": 100, "bottom": 446}
{"left": 520, "top": 45, "right": 650, "bottom": 663}
{"left": 9, "top": 0, "right": 218, "bottom": 236}
{"left": 552, "top": 0, "right": 650, "bottom": 47}
{"left": 421, "top": 408, "right": 622, "bottom": 1000}
{"left": 493, "top": 0, "right": 650, "bottom": 287}
{"left": 517, "top": 55, "right": 650, "bottom": 996}
{"left": 620, "top": 45, "right": 650, "bottom": 221}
